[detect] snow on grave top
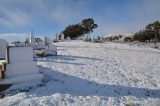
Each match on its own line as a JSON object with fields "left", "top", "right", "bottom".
{"left": 9, "top": 47, "right": 33, "bottom": 63}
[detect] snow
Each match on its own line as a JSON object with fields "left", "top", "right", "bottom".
{"left": 0, "top": 41, "right": 160, "bottom": 106}
{"left": 104, "top": 33, "right": 134, "bottom": 37}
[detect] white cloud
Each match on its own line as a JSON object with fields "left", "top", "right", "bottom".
{"left": 0, "top": 33, "right": 28, "bottom": 42}
{"left": 0, "top": 0, "right": 159, "bottom": 35}
{"left": 0, "top": 9, "right": 30, "bottom": 27}
{"left": 0, "top": 1, "right": 31, "bottom": 27}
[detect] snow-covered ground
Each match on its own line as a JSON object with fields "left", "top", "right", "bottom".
{"left": 0, "top": 41, "right": 160, "bottom": 106}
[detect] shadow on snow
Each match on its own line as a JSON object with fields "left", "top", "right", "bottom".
{"left": 37, "top": 55, "right": 103, "bottom": 63}
{"left": 28, "top": 67, "right": 160, "bottom": 98}
{"left": 5, "top": 55, "right": 160, "bottom": 99}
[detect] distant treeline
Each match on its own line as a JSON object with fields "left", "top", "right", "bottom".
{"left": 105, "top": 21, "right": 160, "bottom": 42}
{"left": 133, "top": 21, "right": 160, "bottom": 42}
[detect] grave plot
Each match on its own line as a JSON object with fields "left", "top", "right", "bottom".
{"left": 0, "top": 47, "right": 43, "bottom": 85}
{"left": 35, "top": 37, "right": 57, "bottom": 56}
{"left": 44, "top": 44, "right": 57, "bottom": 56}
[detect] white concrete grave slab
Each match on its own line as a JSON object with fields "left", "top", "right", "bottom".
{"left": 29, "top": 29, "right": 35, "bottom": 44}
{"left": 15, "top": 42, "right": 26, "bottom": 47}
{"left": 67, "top": 36, "right": 71, "bottom": 40}
{"left": 0, "top": 39, "right": 7, "bottom": 59}
{"left": 8, "top": 47, "right": 33, "bottom": 63}
{"left": 45, "top": 44, "right": 57, "bottom": 56}
{"left": 28, "top": 43, "right": 36, "bottom": 49}
{"left": 0, "top": 47, "right": 43, "bottom": 84}
{"left": 61, "top": 33, "right": 64, "bottom": 41}
{"left": 0, "top": 74, "right": 43, "bottom": 84}
{"left": 6, "top": 61, "right": 39, "bottom": 77}
{"left": 156, "top": 43, "right": 160, "bottom": 49}
{"left": 27, "top": 30, "right": 36, "bottom": 49}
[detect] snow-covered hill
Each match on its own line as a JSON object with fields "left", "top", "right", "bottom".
{"left": 104, "top": 33, "right": 134, "bottom": 38}
{"left": 0, "top": 41, "right": 160, "bottom": 106}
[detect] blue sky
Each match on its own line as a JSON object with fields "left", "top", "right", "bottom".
{"left": 0, "top": 0, "right": 160, "bottom": 41}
